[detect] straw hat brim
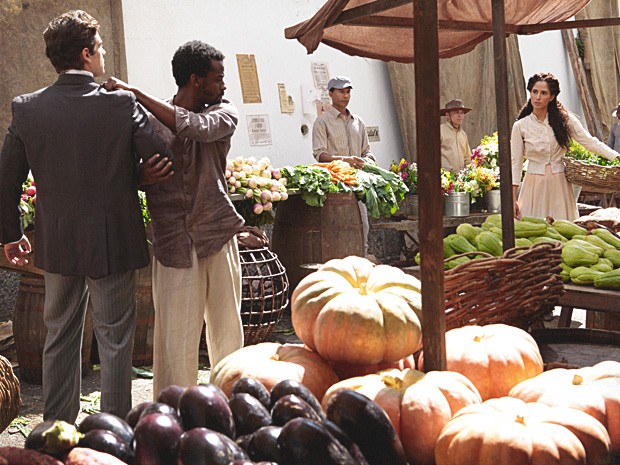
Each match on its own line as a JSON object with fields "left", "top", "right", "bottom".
{"left": 440, "top": 106, "right": 472, "bottom": 114}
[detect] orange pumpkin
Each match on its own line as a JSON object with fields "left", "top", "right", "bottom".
{"left": 329, "top": 354, "right": 417, "bottom": 380}
{"left": 509, "top": 360, "right": 620, "bottom": 454}
{"left": 419, "top": 324, "right": 543, "bottom": 400}
{"left": 291, "top": 256, "right": 423, "bottom": 365}
{"left": 209, "top": 342, "right": 339, "bottom": 400}
{"left": 435, "top": 397, "right": 611, "bottom": 465}
{"left": 322, "top": 368, "right": 482, "bottom": 465}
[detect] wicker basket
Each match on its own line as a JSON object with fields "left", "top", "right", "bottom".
{"left": 239, "top": 247, "right": 289, "bottom": 346}
{"left": 444, "top": 241, "right": 564, "bottom": 330}
{"left": 0, "top": 355, "right": 20, "bottom": 433}
{"left": 564, "top": 157, "right": 620, "bottom": 193}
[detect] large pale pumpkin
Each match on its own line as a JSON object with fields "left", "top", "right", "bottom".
{"left": 509, "top": 360, "right": 620, "bottom": 454}
{"left": 419, "top": 324, "right": 543, "bottom": 400}
{"left": 435, "top": 397, "right": 611, "bottom": 465}
{"left": 209, "top": 342, "right": 339, "bottom": 400}
{"left": 291, "top": 256, "right": 423, "bottom": 364}
{"left": 322, "top": 368, "right": 482, "bottom": 465}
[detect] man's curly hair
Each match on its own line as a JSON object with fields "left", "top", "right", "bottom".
{"left": 43, "top": 10, "right": 99, "bottom": 73}
{"left": 172, "top": 40, "right": 225, "bottom": 87}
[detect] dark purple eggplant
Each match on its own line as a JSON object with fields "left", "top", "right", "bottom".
{"left": 136, "top": 402, "right": 181, "bottom": 425}
{"left": 325, "top": 389, "right": 406, "bottom": 465}
{"left": 277, "top": 417, "right": 357, "bottom": 465}
{"left": 322, "top": 420, "right": 369, "bottom": 465}
{"left": 236, "top": 433, "right": 253, "bottom": 451}
{"left": 78, "top": 429, "right": 134, "bottom": 463}
{"left": 270, "top": 379, "right": 325, "bottom": 419}
{"left": 133, "top": 412, "right": 183, "bottom": 465}
{"left": 218, "top": 431, "right": 251, "bottom": 461}
{"left": 271, "top": 394, "right": 321, "bottom": 426}
{"left": 78, "top": 412, "right": 134, "bottom": 448}
{"left": 199, "top": 382, "right": 229, "bottom": 402}
{"left": 156, "top": 384, "right": 185, "bottom": 410}
{"left": 229, "top": 393, "right": 272, "bottom": 436}
{"left": 179, "top": 384, "right": 235, "bottom": 438}
{"left": 247, "top": 425, "right": 283, "bottom": 463}
{"left": 232, "top": 377, "right": 271, "bottom": 410}
{"left": 126, "top": 401, "right": 157, "bottom": 429}
{"left": 177, "top": 427, "right": 247, "bottom": 465}
{"left": 24, "top": 420, "right": 55, "bottom": 452}
{"left": 25, "top": 420, "right": 82, "bottom": 457}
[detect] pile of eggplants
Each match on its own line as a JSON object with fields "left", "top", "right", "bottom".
{"left": 24, "top": 378, "right": 408, "bottom": 465}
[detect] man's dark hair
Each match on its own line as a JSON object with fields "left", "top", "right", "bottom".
{"left": 43, "top": 10, "right": 99, "bottom": 73}
{"left": 172, "top": 40, "right": 225, "bottom": 87}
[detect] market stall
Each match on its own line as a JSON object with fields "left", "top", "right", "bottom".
{"left": 284, "top": 0, "right": 620, "bottom": 371}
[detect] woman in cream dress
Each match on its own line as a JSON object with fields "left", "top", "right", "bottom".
{"left": 511, "top": 72, "right": 620, "bottom": 221}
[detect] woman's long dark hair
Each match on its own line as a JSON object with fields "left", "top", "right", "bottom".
{"left": 516, "top": 72, "right": 570, "bottom": 149}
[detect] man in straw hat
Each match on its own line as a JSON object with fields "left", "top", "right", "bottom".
{"left": 440, "top": 98, "right": 472, "bottom": 171}
{"left": 608, "top": 103, "right": 620, "bottom": 152}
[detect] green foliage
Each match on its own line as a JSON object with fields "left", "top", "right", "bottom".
{"left": 567, "top": 139, "right": 620, "bottom": 166}
{"left": 280, "top": 164, "right": 338, "bottom": 207}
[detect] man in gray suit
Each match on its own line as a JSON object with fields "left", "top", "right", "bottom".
{"left": 0, "top": 10, "right": 172, "bottom": 422}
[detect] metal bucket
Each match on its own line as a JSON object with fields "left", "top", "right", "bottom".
{"left": 397, "top": 194, "right": 418, "bottom": 217}
{"left": 485, "top": 189, "right": 501, "bottom": 213}
{"left": 444, "top": 192, "right": 470, "bottom": 217}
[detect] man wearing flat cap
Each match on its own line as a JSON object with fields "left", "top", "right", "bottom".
{"left": 608, "top": 103, "right": 620, "bottom": 152}
{"left": 312, "top": 75, "right": 376, "bottom": 256}
{"left": 440, "top": 99, "right": 472, "bottom": 171}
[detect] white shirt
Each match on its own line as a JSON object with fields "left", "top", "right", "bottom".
{"left": 510, "top": 112, "right": 620, "bottom": 185}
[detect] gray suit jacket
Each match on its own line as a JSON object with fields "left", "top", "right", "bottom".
{"left": 0, "top": 73, "right": 172, "bottom": 278}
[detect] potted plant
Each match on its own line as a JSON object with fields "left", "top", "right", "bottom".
{"left": 389, "top": 158, "right": 418, "bottom": 216}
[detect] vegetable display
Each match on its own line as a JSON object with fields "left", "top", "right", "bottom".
{"left": 16, "top": 378, "right": 407, "bottom": 465}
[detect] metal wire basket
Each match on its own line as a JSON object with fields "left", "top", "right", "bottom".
{"left": 239, "top": 247, "right": 289, "bottom": 345}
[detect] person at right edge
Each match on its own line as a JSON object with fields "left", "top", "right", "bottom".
{"left": 105, "top": 41, "right": 245, "bottom": 398}
{"left": 511, "top": 72, "right": 620, "bottom": 221}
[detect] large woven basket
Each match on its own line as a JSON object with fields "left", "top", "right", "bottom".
{"left": 564, "top": 156, "right": 620, "bottom": 193}
{"left": 444, "top": 241, "right": 564, "bottom": 330}
{"left": 0, "top": 355, "right": 20, "bottom": 433}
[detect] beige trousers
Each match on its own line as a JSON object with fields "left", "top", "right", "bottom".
{"left": 151, "top": 237, "right": 244, "bottom": 398}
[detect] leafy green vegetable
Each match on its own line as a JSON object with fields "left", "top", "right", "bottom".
{"left": 358, "top": 163, "right": 408, "bottom": 218}
{"left": 567, "top": 139, "right": 620, "bottom": 166}
{"left": 280, "top": 165, "right": 338, "bottom": 207}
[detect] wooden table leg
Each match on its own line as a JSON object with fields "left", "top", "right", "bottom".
{"left": 558, "top": 306, "right": 573, "bottom": 328}
{"left": 585, "top": 310, "right": 596, "bottom": 329}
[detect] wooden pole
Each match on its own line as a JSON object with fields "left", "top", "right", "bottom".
{"left": 414, "top": 0, "right": 445, "bottom": 371}
{"left": 562, "top": 28, "right": 603, "bottom": 140}
{"left": 492, "top": 0, "right": 515, "bottom": 249}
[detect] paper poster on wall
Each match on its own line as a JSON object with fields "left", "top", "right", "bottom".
{"left": 311, "top": 61, "right": 331, "bottom": 104}
{"left": 277, "top": 83, "right": 295, "bottom": 114}
{"left": 367, "top": 126, "right": 381, "bottom": 142}
{"left": 236, "top": 54, "right": 262, "bottom": 104}
{"left": 246, "top": 115, "right": 272, "bottom": 146}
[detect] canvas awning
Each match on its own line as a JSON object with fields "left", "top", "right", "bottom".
{"left": 285, "top": 0, "right": 591, "bottom": 62}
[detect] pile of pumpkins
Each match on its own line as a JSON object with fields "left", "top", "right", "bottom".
{"left": 425, "top": 213, "right": 620, "bottom": 289}
{"left": 209, "top": 256, "right": 619, "bottom": 465}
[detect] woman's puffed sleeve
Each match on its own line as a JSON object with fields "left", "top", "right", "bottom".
{"left": 510, "top": 120, "right": 525, "bottom": 185}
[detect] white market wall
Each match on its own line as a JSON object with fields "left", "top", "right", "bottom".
{"left": 518, "top": 30, "right": 585, "bottom": 123}
{"left": 120, "top": 0, "right": 406, "bottom": 169}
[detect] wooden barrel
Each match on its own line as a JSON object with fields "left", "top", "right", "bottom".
{"left": 271, "top": 193, "right": 364, "bottom": 293}
{"left": 12, "top": 275, "right": 93, "bottom": 385}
